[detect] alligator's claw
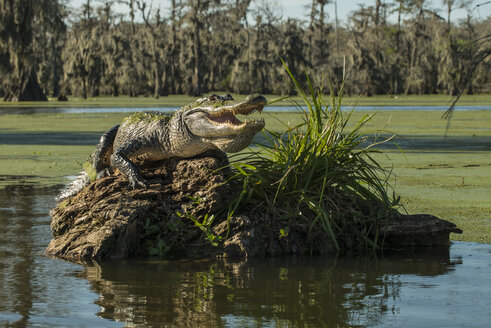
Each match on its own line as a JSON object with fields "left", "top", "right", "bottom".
{"left": 129, "top": 176, "right": 150, "bottom": 189}
{"left": 96, "top": 168, "right": 112, "bottom": 179}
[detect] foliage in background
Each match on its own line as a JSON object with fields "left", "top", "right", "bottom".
{"left": 1, "top": 0, "right": 490, "bottom": 101}
{"left": 227, "top": 66, "right": 401, "bottom": 250}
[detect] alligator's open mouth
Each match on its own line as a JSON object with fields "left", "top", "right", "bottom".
{"left": 207, "top": 105, "right": 264, "bottom": 127}
{"left": 208, "top": 111, "right": 243, "bottom": 125}
{"left": 184, "top": 94, "right": 266, "bottom": 138}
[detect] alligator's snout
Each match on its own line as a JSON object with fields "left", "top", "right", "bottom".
{"left": 205, "top": 94, "right": 265, "bottom": 129}
{"left": 233, "top": 94, "right": 267, "bottom": 115}
{"left": 245, "top": 94, "right": 267, "bottom": 106}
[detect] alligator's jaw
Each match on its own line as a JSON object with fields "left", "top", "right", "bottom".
{"left": 208, "top": 133, "right": 258, "bottom": 153}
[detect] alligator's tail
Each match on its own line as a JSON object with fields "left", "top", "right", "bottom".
{"left": 56, "top": 171, "right": 91, "bottom": 202}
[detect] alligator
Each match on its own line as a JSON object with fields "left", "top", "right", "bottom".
{"left": 57, "top": 94, "right": 266, "bottom": 201}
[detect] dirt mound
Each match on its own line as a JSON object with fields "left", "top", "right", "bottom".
{"left": 46, "top": 155, "right": 462, "bottom": 262}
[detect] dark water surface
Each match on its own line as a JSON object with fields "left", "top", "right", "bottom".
{"left": 1, "top": 182, "right": 491, "bottom": 327}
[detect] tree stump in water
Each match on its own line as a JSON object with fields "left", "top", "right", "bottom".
{"left": 46, "top": 155, "right": 462, "bottom": 262}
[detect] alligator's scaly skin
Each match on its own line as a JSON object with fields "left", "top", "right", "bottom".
{"left": 57, "top": 94, "right": 266, "bottom": 201}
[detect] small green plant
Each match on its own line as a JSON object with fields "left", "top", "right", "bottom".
{"left": 227, "top": 64, "right": 400, "bottom": 250}
{"left": 142, "top": 217, "right": 171, "bottom": 257}
{"left": 177, "top": 196, "right": 223, "bottom": 247}
{"left": 279, "top": 227, "right": 289, "bottom": 239}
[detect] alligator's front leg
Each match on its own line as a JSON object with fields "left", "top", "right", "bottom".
{"left": 110, "top": 138, "right": 156, "bottom": 189}
{"left": 93, "top": 125, "right": 119, "bottom": 179}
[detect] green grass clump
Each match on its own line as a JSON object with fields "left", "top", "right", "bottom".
{"left": 228, "top": 68, "right": 400, "bottom": 250}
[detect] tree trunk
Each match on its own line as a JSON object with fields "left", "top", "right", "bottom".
{"left": 309, "top": 0, "right": 316, "bottom": 66}
{"left": 396, "top": 0, "right": 402, "bottom": 51}
{"left": 191, "top": 0, "right": 202, "bottom": 97}
{"left": 169, "top": 0, "right": 178, "bottom": 94}
{"left": 2, "top": 0, "right": 48, "bottom": 102}
{"left": 154, "top": 61, "right": 161, "bottom": 99}
{"left": 82, "top": 78, "right": 88, "bottom": 99}
{"left": 52, "top": 38, "right": 61, "bottom": 97}
{"left": 4, "top": 70, "right": 47, "bottom": 102}
{"left": 375, "top": 0, "right": 381, "bottom": 26}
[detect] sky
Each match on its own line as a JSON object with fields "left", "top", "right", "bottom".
{"left": 69, "top": 0, "right": 491, "bottom": 23}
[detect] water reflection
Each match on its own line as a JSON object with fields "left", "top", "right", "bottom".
{"left": 0, "top": 182, "right": 119, "bottom": 327}
{"left": 0, "top": 183, "right": 51, "bottom": 326}
{"left": 77, "top": 248, "right": 458, "bottom": 327}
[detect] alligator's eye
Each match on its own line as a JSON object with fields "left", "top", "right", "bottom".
{"left": 208, "top": 111, "right": 242, "bottom": 125}
{"left": 223, "top": 94, "right": 234, "bottom": 101}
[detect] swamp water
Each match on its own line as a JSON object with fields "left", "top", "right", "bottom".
{"left": 1, "top": 106, "right": 491, "bottom": 327}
